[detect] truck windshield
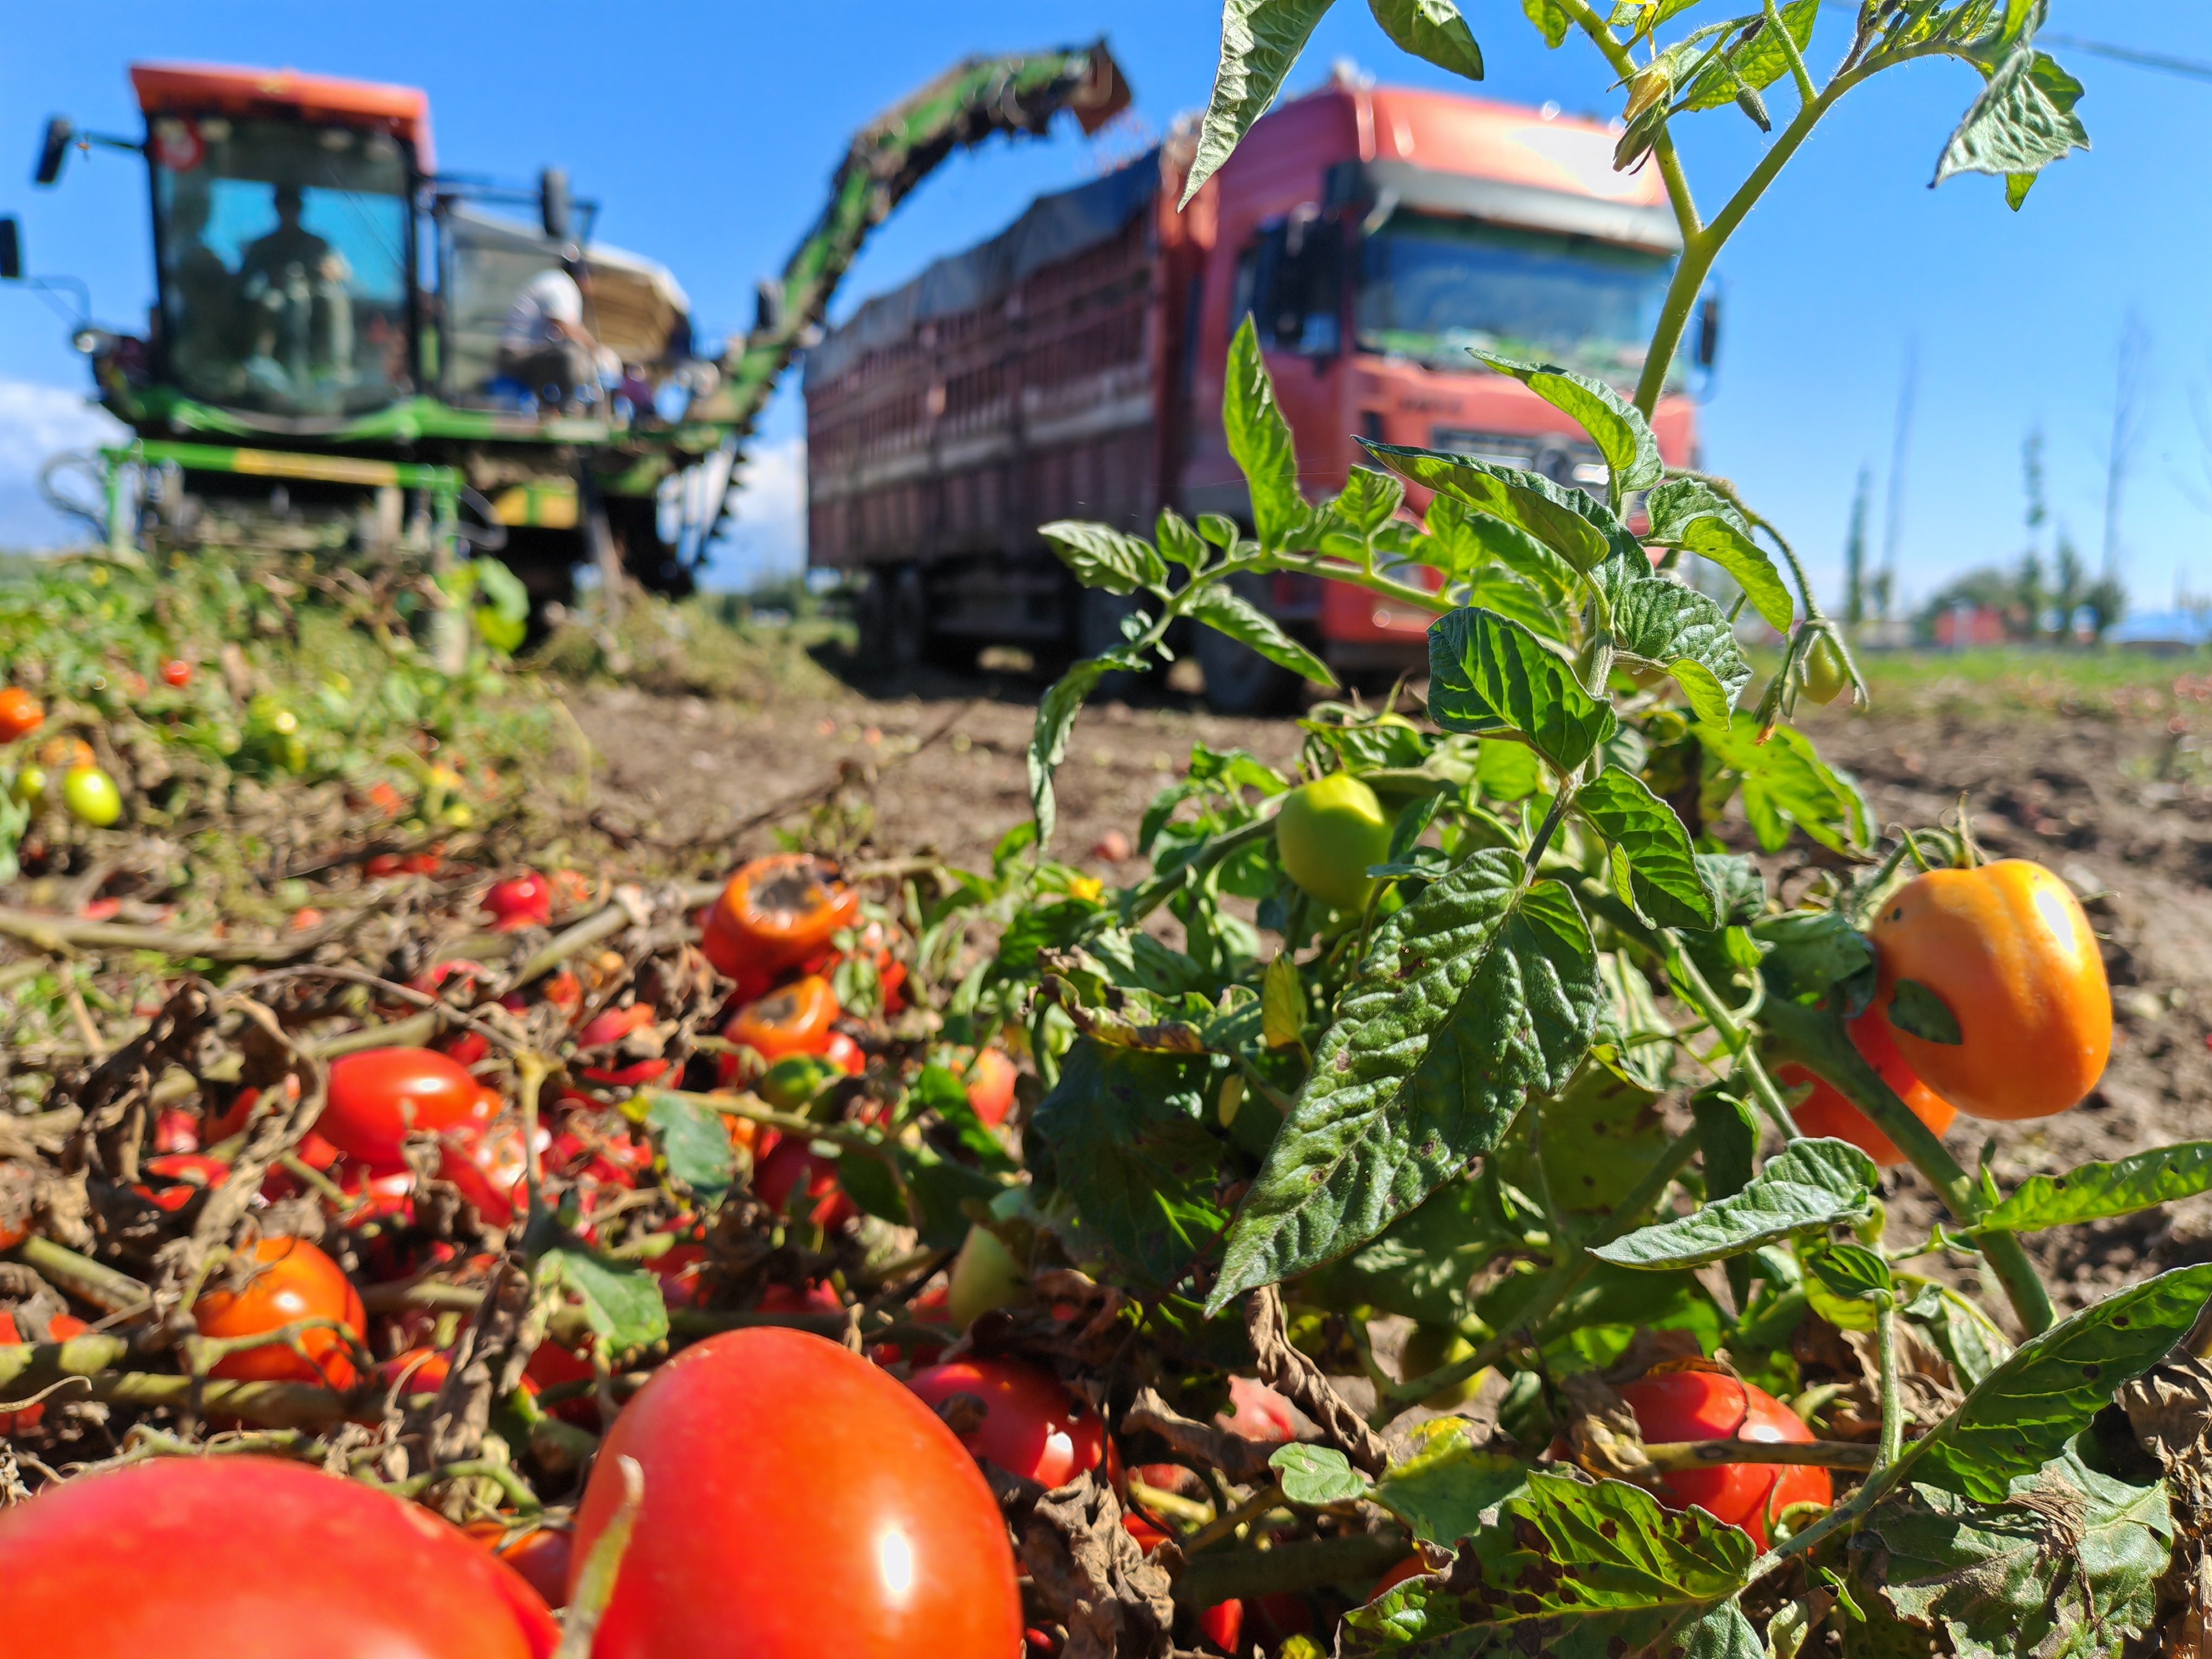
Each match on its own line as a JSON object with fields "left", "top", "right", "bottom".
{"left": 1355, "top": 212, "right": 1674, "bottom": 386}
{"left": 150, "top": 115, "right": 412, "bottom": 419}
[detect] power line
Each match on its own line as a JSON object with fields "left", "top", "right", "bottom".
{"left": 1814, "top": 6, "right": 2212, "bottom": 85}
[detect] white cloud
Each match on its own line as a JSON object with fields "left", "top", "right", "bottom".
{"left": 702, "top": 434, "right": 807, "bottom": 589}
{"left": 0, "top": 379, "right": 127, "bottom": 549}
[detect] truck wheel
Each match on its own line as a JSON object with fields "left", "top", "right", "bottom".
{"left": 1075, "top": 586, "right": 1158, "bottom": 702}
{"left": 886, "top": 565, "right": 929, "bottom": 672}
{"left": 1193, "top": 578, "right": 1304, "bottom": 715}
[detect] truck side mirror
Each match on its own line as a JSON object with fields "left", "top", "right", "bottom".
{"left": 1695, "top": 293, "right": 1722, "bottom": 370}
{"left": 0, "top": 218, "right": 20, "bottom": 282}
{"left": 34, "top": 118, "right": 72, "bottom": 187}
{"left": 540, "top": 167, "right": 572, "bottom": 242}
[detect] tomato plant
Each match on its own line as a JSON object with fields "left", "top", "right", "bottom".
{"left": 721, "top": 973, "right": 839, "bottom": 1064}
{"left": 1274, "top": 772, "right": 1393, "bottom": 915}
{"left": 1773, "top": 1008, "right": 1955, "bottom": 1167}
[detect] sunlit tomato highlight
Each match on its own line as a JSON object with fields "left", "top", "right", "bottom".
{"left": 320, "top": 1047, "right": 490, "bottom": 1168}
{"left": 907, "top": 1357, "right": 1105, "bottom": 1488}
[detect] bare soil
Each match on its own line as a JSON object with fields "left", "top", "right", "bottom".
{"left": 568, "top": 668, "right": 2212, "bottom": 1322}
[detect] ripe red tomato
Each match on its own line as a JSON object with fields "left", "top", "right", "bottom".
{"left": 493, "top": 1527, "right": 572, "bottom": 1611}
{"left": 751, "top": 1138, "right": 857, "bottom": 1230}
{"left": 0, "top": 1455, "right": 558, "bottom": 1658}
{"left": 438, "top": 1110, "right": 542, "bottom": 1226}
{"left": 1219, "top": 1375, "right": 1299, "bottom": 1443}
{"left": 0, "top": 686, "right": 44, "bottom": 742}
{"left": 153, "top": 1105, "right": 200, "bottom": 1152}
{"left": 443, "top": 1029, "right": 493, "bottom": 1068}
{"left": 723, "top": 975, "right": 839, "bottom": 1065}
{"left": 1368, "top": 1554, "right": 1430, "bottom": 1602}
{"left": 572, "top": 1327, "right": 1021, "bottom": 1658}
{"left": 822, "top": 1029, "right": 866, "bottom": 1075}
{"left": 131, "top": 1152, "right": 229, "bottom": 1213}
{"left": 320, "top": 1047, "right": 491, "bottom": 1168}
{"left": 1776, "top": 1008, "right": 1956, "bottom": 1166}
{"left": 191, "top": 1235, "right": 367, "bottom": 1389}
{"left": 907, "top": 1357, "right": 1105, "bottom": 1488}
{"left": 160, "top": 658, "right": 194, "bottom": 688}
{"left": 482, "top": 871, "right": 554, "bottom": 930}
{"left": 1615, "top": 1370, "right": 1832, "bottom": 1547}
{"left": 757, "top": 1279, "right": 845, "bottom": 1315}
{"left": 966, "top": 1047, "right": 1017, "bottom": 1127}
{"left": 1198, "top": 1600, "right": 1244, "bottom": 1652}
{"left": 381, "top": 1346, "right": 542, "bottom": 1402}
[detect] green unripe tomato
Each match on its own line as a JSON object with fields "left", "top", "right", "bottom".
{"left": 1400, "top": 1321, "right": 1485, "bottom": 1409}
{"left": 1275, "top": 773, "right": 1393, "bottom": 914}
{"left": 11, "top": 765, "right": 45, "bottom": 806}
{"left": 61, "top": 765, "right": 121, "bottom": 827}
{"left": 758, "top": 1054, "right": 842, "bottom": 1116}
{"left": 946, "top": 1223, "right": 1029, "bottom": 1329}
{"left": 1799, "top": 636, "right": 1851, "bottom": 705}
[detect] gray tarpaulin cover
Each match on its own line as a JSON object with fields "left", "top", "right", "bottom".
{"left": 804, "top": 150, "right": 1161, "bottom": 391}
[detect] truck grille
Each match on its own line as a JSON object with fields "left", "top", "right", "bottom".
{"left": 1429, "top": 427, "right": 1610, "bottom": 498}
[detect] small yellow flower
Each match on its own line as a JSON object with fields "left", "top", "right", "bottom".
{"left": 1068, "top": 876, "right": 1104, "bottom": 904}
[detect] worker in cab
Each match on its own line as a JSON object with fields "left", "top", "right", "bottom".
{"left": 500, "top": 252, "right": 602, "bottom": 415}
{"left": 238, "top": 183, "right": 354, "bottom": 393}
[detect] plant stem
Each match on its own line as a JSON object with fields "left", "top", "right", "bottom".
{"left": 1183, "top": 1481, "right": 1286, "bottom": 1554}
{"left": 1642, "top": 1436, "right": 1876, "bottom": 1473}
{"left": 1523, "top": 777, "right": 1578, "bottom": 872}
{"left": 1875, "top": 1298, "right": 1904, "bottom": 1468}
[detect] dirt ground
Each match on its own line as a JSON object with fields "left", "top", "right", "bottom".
{"left": 568, "top": 665, "right": 2212, "bottom": 1323}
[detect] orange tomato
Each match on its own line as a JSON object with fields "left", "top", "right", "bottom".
{"left": 1870, "top": 858, "right": 2110, "bottom": 1121}
{"left": 700, "top": 855, "right": 858, "bottom": 981}
{"left": 191, "top": 1235, "right": 366, "bottom": 1389}
{"left": 723, "top": 975, "right": 839, "bottom": 1063}
{"left": 1775, "top": 1009, "right": 1956, "bottom": 1167}
{"left": 0, "top": 687, "right": 43, "bottom": 742}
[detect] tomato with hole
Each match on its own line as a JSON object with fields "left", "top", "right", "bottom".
{"left": 1274, "top": 773, "right": 1393, "bottom": 914}
{"left": 572, "top": 1327, "right": 1020, "bottom": 1659}
{"left": 966, "top": 1046, "right": 1017, "bottom": 1128}
{"left": 0, "top": 1454, "right": 558, "bottom": 1658}
{"left": 1869, "top": 858, "right": 2111, "bottom": 1121}
{"left": 320, "top": 1047, "right": 490, "bottom": 1168}
{"left": 130, "top": 1152, "right": 229, "bottom": 1213}
{"left": 482, "top": 872, "right": 553, "bottom": 931}
{"left": 191, "top": 1235, "right": 366, "bottom": 1389}
{"left": 0, "top": 687, "right": 43, "bottom": 742}
{"left": 723, "top": 975, "right": 839, "bottom": 1065}
{"left": 907, "top": 1357, "right": 1105, "bottom": 1488}
{"left": 751, "top": 1138, "right": 857, "bottom": 1230}
{"left": 1775, "top": 1008, "right": 1956, "bottom": 1165}
{"left": 1615, "top": 1371, "right": 1831, "bottom": 1547}
{"left": 700, "top": 854, "right": 859, "bottom": 981}
{"left": 1219, "top": 1376, "right": 1299, "bottom": 1443}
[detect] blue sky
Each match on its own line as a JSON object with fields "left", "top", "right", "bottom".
{"left": 0, "top": 2, "right": 2207, "bottom": 615}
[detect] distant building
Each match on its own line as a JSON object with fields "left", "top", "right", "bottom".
{"left": 1932, "top": 604, "right": 2008, "bottom": 649}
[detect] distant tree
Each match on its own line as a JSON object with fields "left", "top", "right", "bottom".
{"left": 1841, "top": 466, "right": 1871, "bottom": 627}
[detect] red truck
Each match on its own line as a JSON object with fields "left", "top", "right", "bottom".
{"left": 805, "top": 70, "right": 1708, "bottom": 712}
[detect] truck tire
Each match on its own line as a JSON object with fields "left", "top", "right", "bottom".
{"left": 1193, "top": 575, "right": 1304, "bottom": 715}
{"left": 1076, "top": 586, "right": 1158, "bottom": 701}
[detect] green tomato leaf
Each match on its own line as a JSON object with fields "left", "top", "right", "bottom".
{"left": 1361, "top": 439, "right": 1644, "bottom": 574}
{"left": 1303, "top": 1175, "right": 1521, "bottom": 1326}
{"left": 1226, "top": 316, "right": 1308, "bottom": 551}
{"left": 1575, "top": 764, "right": 1716, "bottom": 930}
{"left": 1981, "top": 1142, "right": 2212, "bottom": 1234}
{"left": 1641, "top": 479, "right": 1794, "bottom": 632}
{"left": 1691, "top": 1082, "right": 1758, "bottom": 1201}
{"left": 1887, "top": 978, "right": 1963, "bottom": 1046}
{"left": 1469, "top": 349, "right": 1662, "bottom": 494}
{"left": 539, "top": 1246, "right": 669, "bottom": 1361}
{"left": 1188, "top": 581, "right": 1335, "bottom": 685}
{"left": 1425, "top": 494, "right": 1577, "bottom": 601}
{"left": 1373, "top": 1416, "right": 1528, "bottom": 1546}
{"left": 1427, "top": 607, "right": 1616, "bottom": 775}
{"left": 1041, "top": 521, "right": 1166, "bottom": 596}
{"left": 1755, "top": 909, "right": 1877, "bottom": 1009}
{"left": 1184, "top": 0, "right": 1339, "bottom": 206}
{"left": 1262, "top": 952, "right": 1307, "bottom": 1050}
{"left": 1900, "top": 1281, "right": 2015, "bottom": 1390}
{"left": 1593, "top": 1138, "right": 1879, "bottom": 1269}
{"left": 642, "top": 1091, "right": 736, "bottom": 1201}
{"left": 1906, "top": 1263, "right": 2212, "bottom": 1503}
{"left": 1701, "top": 714, "right": 1872, "bottom": 855}
{"left": 1935, "top": 41, "right": 2090, "bottom": 195}
{"left": 1462, "top": 565, "right": 1572, "bottom": 644}
{"left": 1367, "top": 0, "right": 1483, "bottom": 80}
{"left": 1157, "top": 507, "right": 1207, "bottom": 571}
{"left": 1272, "top": 1441, "right": 1373, "bottom": 1506}
{"left": 1602, "top": 571, "right": 1752, "bottom": 727}
{"left": 1804, "top": 1240, "right": 1895, "bottom": 1304}
{"left": 1030, "top": 651, "right": 1142, "bottom": 850}
{"left": 1209, "top": 851, "right": 1600, "bottom": 1310}
{"left": 1682, "top": 0, "right": 1819, "bottom": 111}
{"left": 1332, "top": 464, "right": 1409, "bottom": 536}
{"left": 1521, "top": 0, "right": 1572, "bottom": 48}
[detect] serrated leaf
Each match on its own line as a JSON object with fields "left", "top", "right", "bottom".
{"left": 1427, "top": 607, "right": 1615, "bottom": 775}
{"left": 642, "top": 1091, "right": 736, "bottom": 1200}
{"left": 1030, "top": 1038, "right": 1231, "bottom": 1292}
{"left": 1470, "top": 349, "right": 1663, "bottom": 494}
{"left": 540, "top": 1246, "right": 669, "bottom": 1359}
{"left": 1157, "top": 507, "right": 1207, "bottom": 570}
{"left": 1887, "top": 978, "right": 1962, "bottom": 1046}
{"left": 1374, "top": 1416, "right": 1529, "bottom": 1545}
{"left": 1332, "top": 464, "right": 1409, "bottom": 537}
{"left": 1184, "top": 0, "right": 1339, "bottom": 206}
{"left": 1901, "top": 1281, "right": 2014, "bottom": 1390}
{"left": 1805, "top": 1240, "right": 1894, "bottom": 1303}
{"left": 1040, "top": 520, "right": 1166, "bottom": 595}
{"left": 1935, "top": 42, "right": 2090, "bottom": 191}
{"left": 1982, "top": 1143, "right": 2212, "bottom": 1234}
{"left": 1594, "top": 1138, "right": 1879, "bottom": 1269}
{"left": 1188, "top": 580, "right": 1334, "bottom": 685}
{"left": 1426, "top": 493, "right": 1578, "bottom": 601}
{"left": 1365, "top": 440, "right": 1647, "bottom": 576}
{"left": 1604, "top": 572, "right": 1752, "bottom": 727}
{"left": 1642, "top": 478, "right": 1794, "bottom": 631}
{"left": 1906, "top": 1263, "right": 2212, "bottom": 1503}
{"left": 1755, "top": 909, "right": 1877, "bottom": 1008}
{"left": 1368, "top": 0, "right": 1484, "bottom": 80}
{"left": 1303, "top": 1174, "right": 1521, "bottom": 1326}
{"left": 1683, "top": 0, "right": 1819, "bottom": 112}
{"left": 1577, "top": 764, "right": 1716, "bottom": 930}
{"left": 1501, "top": 1060, "right": 1666, "bottom": 1217}
{"left": 1701, "top": 714, "right": 1872, "bottom": 855}
{"left": 1030, "top": 652, "right": 1143, "bottom": 849}
{"left": 1594, "top": 949, "right": 1675, "bottom": 1093}
{"left": 1226, "top": 316, "right": 1308, "bottom": 550}
{"left": 1272, "top": 1441, "right": 1373, "bottom": 1505}
{"left": 1210, "top": 851, "right": 1600, "bottom": 1309}
{"left": 1345, "top": 1469, "right": 1758, "bottom": 1657}
{"left": 1464, "top": 563, "right": 1573, "bottom": 644}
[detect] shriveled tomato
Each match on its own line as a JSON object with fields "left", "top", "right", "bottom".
{"left": 1615, "top": 1370, "right": 1831, "bottom": 1547}
{"left": 0, "top": 686, "right": 43, "bottom": 742}
{"left": 320, "top": 1047, "right": 491, "bottom": 1168}
{"left": 191, "top": 1235, "right": 366, "bottom": 1389}
{"left": 1870, "top": 858, "right": 2111, "bottom": 1121}
{"left": 907, "top": 1357, "right": 1105, "bottom": 1488}
{"left": 751, "top": 1138, "right": 857, "bottom": 1230}
{"left": 482, "top": 871, "right": 553, "bottom": 930}
{"left": 131, "top": 1152, "right": 229, "bottom": 1213}
{"left": 967, "top": 1046, "right": 1018, "bottom": 1127}
{"left": 699, "top": 854, "right": 859, "bottom": 981}
{"left": 723, "top": 975, "right": 839, "bottom": 1064}
{"left": 572, "top": 1327, "right": 1021, "bottom": 1658}
{"left": 1776, "top": 1008, "right": 1956, "bottom": 1165}
{"left": 0, "top": 1454, "right": 558, "bottom": 1658}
